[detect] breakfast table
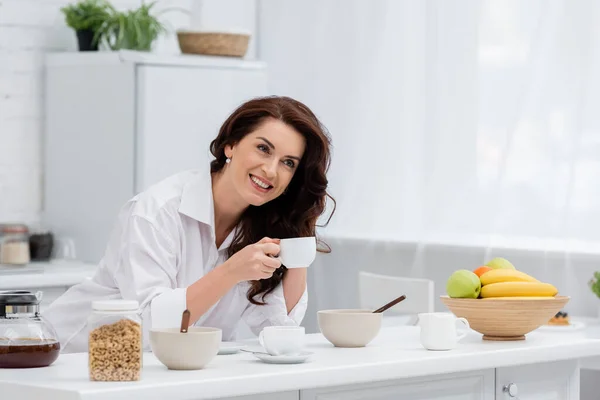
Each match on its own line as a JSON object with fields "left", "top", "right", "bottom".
{"left": 2, "top": 325, "right": 600, "bottom": 400}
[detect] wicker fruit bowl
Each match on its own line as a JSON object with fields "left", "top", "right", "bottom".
{"left": 440, "top": 295, "right": 570, "bottom": 341}
{"left": 177, "top": 31, "right": 250, "bottom": 57}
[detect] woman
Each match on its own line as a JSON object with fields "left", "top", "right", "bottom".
{"left": 43, "top": 96, "right": 335, "bottom": 353}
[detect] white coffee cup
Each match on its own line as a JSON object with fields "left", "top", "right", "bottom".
{"left": 258, "top": 326, "right": 305, "bottom": 356}
{"left": 418, "top": 312, "right": 470, "bottom": 351}
{"left": 277, "top": 237, "right": 316, "bottom": 268}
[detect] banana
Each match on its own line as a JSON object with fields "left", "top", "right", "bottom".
{"left": 481, "top": 296, "right": 558, "bottom": 300}
{"left": 479, "top": 269, "right": 539, "bottom": 286}
{"left": 480, "top": 282, "right": 558, "bottom": 298}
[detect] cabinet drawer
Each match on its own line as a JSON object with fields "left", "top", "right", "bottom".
{"left": 496, "top": 360, "right": 578, "bottom": 399}
{"left": 301, "top": 369, "right": 494, "bottom": 400}
{"left": 228, "top": 392, "right": 298, "bottom": 400}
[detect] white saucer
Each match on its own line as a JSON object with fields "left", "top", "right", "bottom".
{"left": 218, "top": 342, "right": 245, "bottom": 355}
{"left": 537, "top": 321, "right": 586, "bottom": 332}
{"left": 252, "top": 351, "right": 313, "bottom": 364}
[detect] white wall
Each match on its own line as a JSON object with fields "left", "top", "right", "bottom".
{"left": 0, "top": 0, "right": 256, "bottom": 225}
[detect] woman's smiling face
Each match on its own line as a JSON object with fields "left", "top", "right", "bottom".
{"left": 224, "top": 118, "right": 306, "bottom": 206}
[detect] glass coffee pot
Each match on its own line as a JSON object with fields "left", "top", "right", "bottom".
{"left": 0, "top": 290, "right": 61, "bottom": 368}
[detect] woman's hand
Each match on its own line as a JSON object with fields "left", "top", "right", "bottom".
{"left": 222, "top": 237, "right": 281, "bottom": 283}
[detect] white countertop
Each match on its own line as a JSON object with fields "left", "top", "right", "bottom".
{"left": 3, "top": 326, "right": 600, "bottom": 400}
{"left": 0, "top": 260, "right": 97, "bottom": 289}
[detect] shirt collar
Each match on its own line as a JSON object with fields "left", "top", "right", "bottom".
{"left": 178, "top": 165, "right": 238, "bottom": 251}
{"left": 178, "top": 165, "right": 214, "bottom": 227}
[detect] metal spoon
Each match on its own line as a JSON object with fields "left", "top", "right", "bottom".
{"left": 240, "top": 348, "right": 270, "bottom": 356}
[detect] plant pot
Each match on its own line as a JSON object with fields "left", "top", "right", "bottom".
{"left": 76, "top": 29, "right": 98, "bottom": 51}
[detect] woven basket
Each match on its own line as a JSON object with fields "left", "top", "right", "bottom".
{"left": 177, "top": 31, "right": 250, "bottom": 58}
{"left": 441, "top": 295, "right": 570, "bottom": 341}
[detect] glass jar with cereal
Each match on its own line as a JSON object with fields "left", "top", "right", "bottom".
{"left": 87, "top": 300, "right": 142, "bottom": 381}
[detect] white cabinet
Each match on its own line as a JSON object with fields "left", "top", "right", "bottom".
{"left": 135, "top": 64, "right": 268, "bottom": 191}
{"left": 301, "top": 369, "right": 495, "bottom": 400}
{"left": 292, "top": 360, "right": 580, "bottom": 400}
{"left": 496, "top": 360, "right": 579, "bottom": 399}
{"left": 230, "top": 392, "right": 298, "bottom": 400}
{"left": 44, "top": 51, "right": 268, "bottom": 263}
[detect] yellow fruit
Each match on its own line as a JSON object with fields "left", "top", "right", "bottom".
{"left": 480, "top": 296, "right": 557, "bottom": 300}
{"left": 480, "top": 282, "right": 558, "bottom": 298}
{"left": 479, "top": 269, "right": 539, "bottom": 286}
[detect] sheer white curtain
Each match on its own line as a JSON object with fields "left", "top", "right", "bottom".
{"left": 476, "top": 0, "right": 600, "bottom": 253}
{"left": 258, "top": 0, "right": 600, "bottom": 251}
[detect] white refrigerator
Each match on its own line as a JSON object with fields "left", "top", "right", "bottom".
{"left": 44, "top": 50, "right": 269, "bottom": 263}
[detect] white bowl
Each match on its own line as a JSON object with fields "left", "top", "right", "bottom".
{"left": 317, "top": 309, "right": 382, "bottom": 347}
{"left": 149, "top": 327, "right": 222, "bottom": 370}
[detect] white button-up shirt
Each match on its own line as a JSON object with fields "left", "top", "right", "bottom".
{"left": 43, "top": 167, "right": 308, "bottom": 353}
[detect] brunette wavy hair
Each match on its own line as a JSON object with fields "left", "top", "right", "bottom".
{"left": 209, "top": 96, "right": 336, "bottom": 305}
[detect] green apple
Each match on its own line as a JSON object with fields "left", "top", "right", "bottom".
{"left": 485, "top": 257, "right": 516, "bottom": 270}
{"left": 446, "top": 269, "right": 481, "bottom": 298}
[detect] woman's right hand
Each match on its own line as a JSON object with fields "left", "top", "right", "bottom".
{"left": 222, "top": 237, "right": 281, "bottom": 283}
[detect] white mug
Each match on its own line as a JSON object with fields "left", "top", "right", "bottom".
{"left": 259, "top": 326, "right": 305, "bottom": 356}
{"left": 277, "top": 237, "right": 316, "bottom": 268}
{"left": 418, "top": 312, "right": 470, "bottom": 351}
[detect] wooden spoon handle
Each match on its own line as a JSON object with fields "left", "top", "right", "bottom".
{"left": 373, "top": 295, "right": 407, "bottom": 313}
{"left": 180, "top": 309, "right": 191, "bottom": 333}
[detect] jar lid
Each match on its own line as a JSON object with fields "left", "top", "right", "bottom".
{"left": 0, "top": 224, "right": 28, "bottom": 234}
{"left": 0, "top": 290, "right": 40, "bottom": 306}
{"left": 92, "top": 300, "right": 139, "bottom": 311}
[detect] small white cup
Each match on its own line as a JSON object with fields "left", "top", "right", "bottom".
{"left": 418, "top": 312, "right": 470, "bottom": 351}
{"left": 277, "top": 237, "right": 316, "bottom": 268}
{"left": 259, "top": 326, "right": 305, "bottom": 356}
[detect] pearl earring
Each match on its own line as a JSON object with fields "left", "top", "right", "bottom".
{"left": 225, "top": 157, "right": 231, "bottom": 164}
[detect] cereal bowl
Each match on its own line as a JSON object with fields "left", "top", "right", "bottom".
{"left": 149, "top": 327, "right": 221, "bottom": 370}
{"left": 317, "top": 309, "right": 382, "bottom": 347}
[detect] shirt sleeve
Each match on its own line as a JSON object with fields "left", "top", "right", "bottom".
{"left": 240, "top": 280, "right": 308, "bottom": 336}
{"left": 110, "top": 213, "right": 187, "bottom": 349}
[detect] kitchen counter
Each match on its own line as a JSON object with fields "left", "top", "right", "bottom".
{"left": 0, "top": 260, "right": 97, "bottom": 290}
{"left": 2, "top": 326, "right": 600, "bottom": 400}
{"left": 0, "top": 260, "right": 97, "bottom": 309}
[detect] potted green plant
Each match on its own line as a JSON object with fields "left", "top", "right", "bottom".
{"left": 61, "top": 0, "right": 112, "bottom": 51}
{"left": 589, "top": 272, "right": 600, "bottom": 317}
{"left": 96, "top": 2, "right": 168, "bottom": 51}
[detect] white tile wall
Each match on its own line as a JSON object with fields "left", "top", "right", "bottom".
{"left": 0, "top": 0, "right": 256, "bottom": 225}
{"left": 0, "top": 0, "right": 132, "bottom": 224}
